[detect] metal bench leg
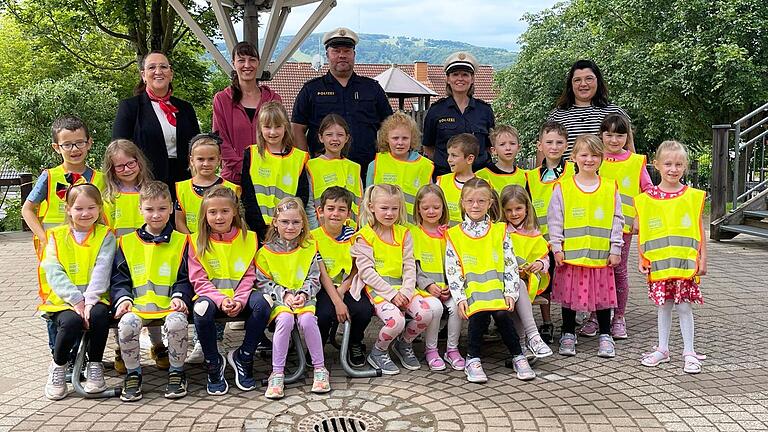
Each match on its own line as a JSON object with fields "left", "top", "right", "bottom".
{"left": 71, "top": 332, "right": 121, "bottom": 398}
{"left": 284, "top": 328, "right": 306, "bottom": 384}
{"left": 340, "top": 321, "right": 381, "bottom": 378}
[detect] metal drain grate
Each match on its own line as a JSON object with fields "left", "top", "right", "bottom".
{"left": 313, "top": 416, "right": 368, "bottom": 432}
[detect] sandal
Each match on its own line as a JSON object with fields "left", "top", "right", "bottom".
{"left": 425, "top": 348, "right": 446, "bottom": 371}
{"left": 683, "top": 352, "right": 706, "bottom": 374}
{"left": 641, "top": 347, "right": 670, "bottom": 367}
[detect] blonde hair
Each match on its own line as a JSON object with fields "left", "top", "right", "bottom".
{"left": 500, "top": 185, "right": 538, "bottom": 231}
{"left": 376, "top": 111, "right": 421, "bottom": 153}
{"left": 265, "top": 197, "right": 312, "bottom": 247}
{"left": 139, "top": 180, "right": 172, "bottom": 205}
{"left": 654, "top": 140, "right": 690, "bottom": 173}
{"left": 64, "top": 183, "right": 105, "bottom": 227}
{"left": 570, "top": 134, "right": 605, "bottom": 167}
{"left": 195, "top": 185, "right": 248, "bottom": 256}
{"left": 359, "top": 184, "right": 408, "bottom": 228}
{"left": 256, "top": 101, "right": 294, "bottom": 157}
{"left": 489, "top": 125, "right": 520, "bottom": 147}
{"left": 413, "top": 184, "right": 449, "bottom": 226}
{"left": 188, "top": 134, "right": 222, "bottom": 176}
{"left": 102, "top": 139, "right": 153, "bottom": 203}
{"left": 459, "top": 177, "right": 500, "bottom": 222}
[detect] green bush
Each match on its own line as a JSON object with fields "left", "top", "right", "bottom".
{"left": 0, "top": 197, "right": 22, "bottom": 232}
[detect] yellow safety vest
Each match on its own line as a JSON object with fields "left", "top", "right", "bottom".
{"left": 600, "top": 153, "right": 646, "bottom": 233}
{"left": 311, "top": 226, "right": 352, "bottom": 284}
{"left": 306, "top": 157, "right": 362, "bottom": 227}
{"left": 38, "top": 165, "right": 106, "bottom": 231}
{"left": 508, "top": 230, "right": 551, "bottom": 301}
{"left": 560, "top": 177, "right": 617, "bottom": 267}
{"left": 103, "top": 191, "right": 143, "bottom": 238}
{"left": 120, "top": 230, "right": 187, "bottom": 319}
{"left": 446, "top": 222, "right": 508, "bottom": 316}
{"left": 476, "top": 166, "right": 527, "bottom": 193}
{"left": 189, "top": 228, "right": 258, "bottom": 298}
{"left": 372, "top": 152, "right": 434, "bottom": 223}
{"left": 247, "top": 146, "right": 309, "bottom": 224}
{"left": 175, "top": 178, "right": 241, "bottom": 234}
{"left": 526, "top": 161, "right": 575, "bottom": 238}
{"left": 635, "top": 187, "right": 705, "bottom": 282}
{"left": 38, "top": 224, "right": 111, "bottom": 313}
{"left": 354, "top": 224, "right": 408, "bottom": 304}
{"left": 256, "top": 242, "right": 318, "bottom": 320}
{"left": 436, "top": 173, "right": 464, "bottom": 226}
{"left": 409, "top": 225, "right": 445, "bottom": 297}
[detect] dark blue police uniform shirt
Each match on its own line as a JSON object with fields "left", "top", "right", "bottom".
{"left": 292, "top": 71, "right": 393, "bottom": 171}
{"left": 422, "top": 96, "right": 495, "bottom": 176}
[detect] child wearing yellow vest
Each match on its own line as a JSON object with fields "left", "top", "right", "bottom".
{"left": 411, "top": 185, "right": 463, "bottom": 371}
{"left": 476, "top": 125, "right": 527, "bottom": 192}
{"left": 548, "top": 135, "right": 624, "bottom": 358}
{"left": 241, "top": 102, "right": 314, "bottom": 241}
{"left": 38, "top": 183, "right": 115, "bottom": 400}
{"left": 256, "top": 197, "right": 330, "bottom": 399}
{"left": 312, "top": 187, "right": 374, "bottom": 368}
{"left": 637, "top": 141, "right": 707, "bottom": 374}
{"left": 367, "top": 111, "right": 434, "bottom": 223}
{"left": 110, "top": 181, "right": 192, "bottom": 401}
{"left": 350, "top": 184, "right": 436, "bottom": 375}
{"left": 175, "top": 134, "right": 241, "bottom": 234}
{"left": 306, "top": 114, "right": 362, "bottom": 228}
{"left": 437, "top": 133, "right": 478, "bottom": 226}
{"left": 525, "top": 121, "right": 575, "bottom": 344}
{"left": 188, "top": 186, "right": 271, "bottom": 396}
{"left": 579, "top": 115, "right": 653, "bottom": 340}
{"left": 499, "top": 185, "right": 553, "bottom": 360}
{"left": 445, "top": 178, "right": 535, "bottom": 382}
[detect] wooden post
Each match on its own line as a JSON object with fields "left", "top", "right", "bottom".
{"left": 710, "top": 125, "right": 730, "bottom": 240}
{"left": 20, "top": 173, "right": 32, "bottom": 231}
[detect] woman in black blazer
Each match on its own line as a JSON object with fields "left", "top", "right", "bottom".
{"left": 112, "top": 51, "right": 200, "bottom": 195}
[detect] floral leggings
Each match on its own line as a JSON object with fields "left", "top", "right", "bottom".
{"left": 372, "top": 295, "right": 435, "bottom": 351}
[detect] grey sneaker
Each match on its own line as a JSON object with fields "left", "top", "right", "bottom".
{"left": 597, "top": 334, "right": 616, "bottom": 358}
{"left": 82, "top": 362, "right": 107, "bottom": 393}
{"left": 528, "top": 334, "right": 554, "bottom": 358}
{"left": 559, "top": 333, "right": 577, "bottom": 356}
{"left": 512, "top": 354, "right": 536, "bottom": 380}
{"left": 45, "top": 361, "right": 67, "bottom": 400}
{"left": 391, "top": 337, "right": 421, "bottom": 370}
{"left": 464, "top": 357, "right": 488, "bottom": 383}
{"left": 367, "top": 347, "right": 400, "bottom": 375}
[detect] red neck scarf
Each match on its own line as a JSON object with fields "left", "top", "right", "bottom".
{"left": 146, "top": 88, "right": 178, "bottom": 127}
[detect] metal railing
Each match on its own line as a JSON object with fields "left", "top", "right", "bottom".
{"left": 732, "top": 102, "right": 768, "bottom": 207}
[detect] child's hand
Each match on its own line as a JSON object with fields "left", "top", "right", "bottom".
{"left": 114, "top": 300, "right": 133, "bottom": 319}
{"left": 505, "top": 296, "right": 515, "bottom": 312}
{"left": 292, "top": 293, "right": 307, "bottom": 309}
{"left": 457, "top": 300, "right": 468, "bottom": 320}
{"left": 283, "top": 292, "right": 295, "bottom": 308}
{"left": 171, "top": 298, "right": 188, "bottom": 315}
{"left": 84, "top": 304, "right": 93, "bottom": 325}
{"left": 73, "top": 301, "right": 89, "bottom": 329}
{"left": 638, "top": 262, "right": 650, "bottom": 274}
{"left": 391, "top": 293, "right": 408, "bottom": 309}
{"left": 426, "top": 283, "right": 442, "bottom": 298}
{"left": 608, "top": 254, "right": 621, "bottom": 268}
{"left": 439, "top": 287, "right": 451, "bottom": 302}
{"left": 228, "top": 300, "right": 244, "bottom": 317}
{"left": 333, "top": 299, "right": 350, "bottom": 323}
{"left": 554, "top": 251, "right": 564, "bottom": 267}
{"left": 221, "top": 297, "right": 234, "bottom": 312}
{"left": 528, "top": 261, "right": 544, "bottom": 274}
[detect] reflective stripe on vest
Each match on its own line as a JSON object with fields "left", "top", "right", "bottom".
{"left": 176, "top": 179, "right": 241, "bottom": 233}
{"left": 248, "top": 146, "right": 308, "bottom": 224}
{"left": 256, "top": 241, "right": 318, "bottom": 320}
{"left": 354, "top": 224, "right": 408, "bottom": 304}
{"left": 600, "top": 153, "right": 645, "bottom": 233}
{"left": 311, "top": 226, "right": 352, "bottom": 283}
{"left": 103, "top": 192, "right": 143, "bottom": 236}
{"left": 508, "top": 230, "right": 551, "bottom": 301}
{"left": 560, "top": 177, "right": 617, "bottom": 267}
{"left": 409, "top": 225, "right": 447, "bottom": 290}
{"left": 437, "top": 173, "right": 463, "bottom": 226}
{"left": 635, "top": 187, "right": 705, "bottom": 282}
{"left": 121, "top": 230, "right": 187, "bottom": 318}
{"left": 39, "top": 166, "right": 106, "bottom": 231}
{"left": 306, "top": 157, "right": 362, "bottom": 226}
{"left": 446, "top": 222, "right": 508, "bottom": 316}
{"left": 475, "top": 167, "right": 527, "bottom": 193}
{"left": 525, "top": 162, "right": 575, "bottom": 238}
{"left": 373, "top": 153, "right": 434, "bottom": 223}
{"left": 38, "top": 224, "right": 111, "bottom": 313}
{"left": 190, "top": 229, "right": 258, "bottom": 298}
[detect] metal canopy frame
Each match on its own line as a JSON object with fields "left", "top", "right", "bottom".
{"left": 167, "top": 0, "right": 336, "bottom": 80}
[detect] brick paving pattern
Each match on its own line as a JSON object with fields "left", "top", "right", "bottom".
{"left": 0, "top": 230, "right": 765, "bottom": 431}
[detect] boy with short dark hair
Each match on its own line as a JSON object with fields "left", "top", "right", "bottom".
{"left": 437, "top": 133, "right": 479, "bottom": 225}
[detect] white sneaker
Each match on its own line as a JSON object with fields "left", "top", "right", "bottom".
{"left": 82, "top": 362, "right": 107, "bottom": 394}
{"left": 45, "top": 361, "right": 68, "bottom": 400}
{"left": 187, "top": 341, "right": 205, "bottom": 364}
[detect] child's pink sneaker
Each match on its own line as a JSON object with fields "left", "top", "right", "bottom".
{"left": 443, "top": 349, "right": 465, "bottom": 370}
{"left": 425, "top": 348, "right": 446, "bottom": 371}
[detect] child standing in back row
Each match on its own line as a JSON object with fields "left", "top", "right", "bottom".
{"left": 437, "top": 134, "right": 479, "bottom": 225}
{"left": 476, "top": 125, "right": 527, "bottom": 193}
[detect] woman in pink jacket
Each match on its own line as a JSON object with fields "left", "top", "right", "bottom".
{"left": 213, "top": 41, "right": 282, "bottom": 184}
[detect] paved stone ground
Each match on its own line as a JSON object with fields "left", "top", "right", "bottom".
{"left": 1, "top": 229, "right": 767, "bottom": 432}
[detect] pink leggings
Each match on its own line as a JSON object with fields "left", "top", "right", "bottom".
{"left": 614, "top": 232, "right": 632, "bottom": 317}
{"left": 373, "top": 295, "right": 435, "bottom": 351}
{"left": 272, "top": 312, "right": 324, "bottom": 373}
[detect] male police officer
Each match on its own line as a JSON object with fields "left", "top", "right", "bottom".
{"left": 292, "top": 27, "right": 393, "bottom": 176}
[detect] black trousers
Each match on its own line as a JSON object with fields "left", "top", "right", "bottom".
{"left": 467, "top": 309, "right": 522, "bottom": 359}
{"left": 315, "top": 289, "right": 374, "bottom": 346}
{"left": 50, "top": 303, "right": 111, "bottom": 365}
{"left": 562, "top": 307, "right": 611, "bottom": 335}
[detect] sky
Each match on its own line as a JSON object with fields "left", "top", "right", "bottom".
{"left": 255, "top": 0, "right": 561, "bottom": 51}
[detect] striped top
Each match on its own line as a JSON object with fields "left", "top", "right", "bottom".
{"left": 547, "top": 103, "right": 629, "bottom": 158}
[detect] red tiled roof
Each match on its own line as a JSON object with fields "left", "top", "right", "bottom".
{"left": 268, "top": 62, "right": 496, "bottom": 115}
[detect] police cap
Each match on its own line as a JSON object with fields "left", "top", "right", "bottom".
{"left": 444, "top": 51, "right": 478, "bottom": 74}
{"left": 323, "top": 27, "right": 359, "bottom": 49}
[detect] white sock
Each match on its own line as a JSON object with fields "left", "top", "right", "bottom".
{"left": 657, "top": 302, "right": 674, "bottom": 352}
{"left": 676, "top": 302, "right": 695, "bottom": 354}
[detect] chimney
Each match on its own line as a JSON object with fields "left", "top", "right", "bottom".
{"left": 414, "top": 61, "right": 428, "bottom": 83}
